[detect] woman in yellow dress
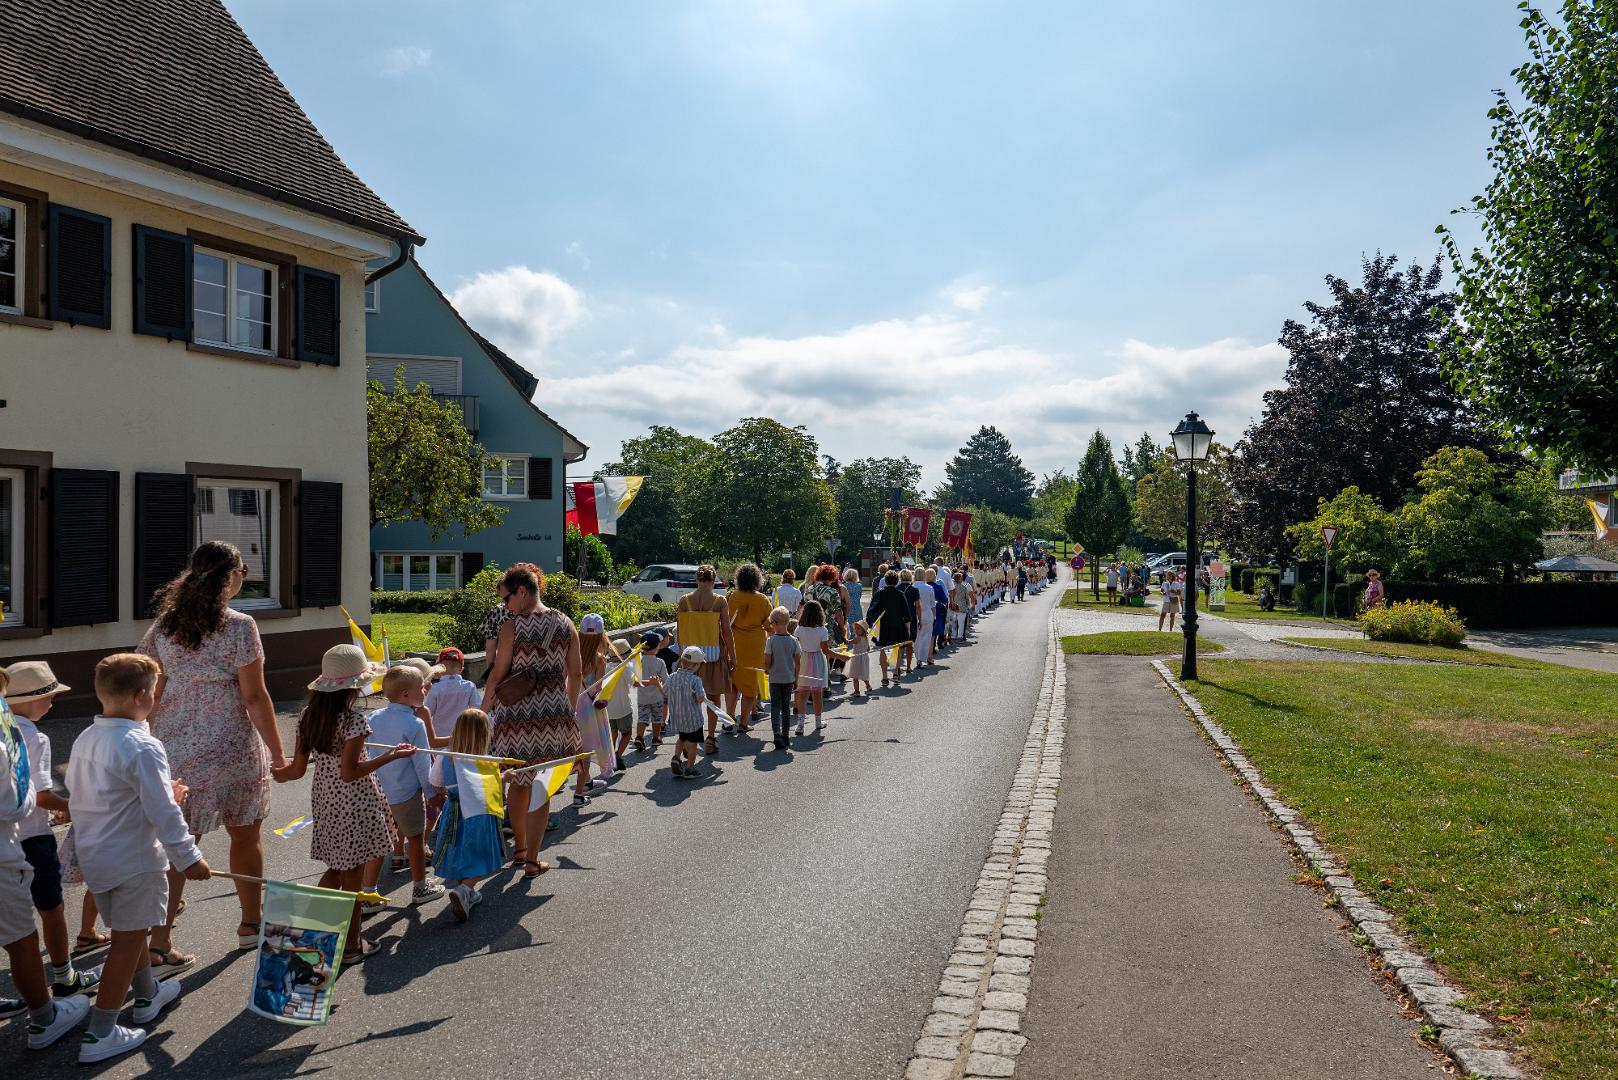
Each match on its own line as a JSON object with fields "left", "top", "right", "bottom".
{"left": 675, "top": 565, "right": 733, "bottom": 754}
{"left": 726, "top": 563, "right": 772, "bottom": 735}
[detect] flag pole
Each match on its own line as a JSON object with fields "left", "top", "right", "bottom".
{"left": 504, "top": 752, "right": 594, "bottom": 776}
{"left": 363, "top": 742, "right": 526, "bottom": 766}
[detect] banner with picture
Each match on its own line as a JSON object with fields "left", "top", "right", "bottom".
{"left": 248, "top": 880, "right": 354, "bottom": 1026}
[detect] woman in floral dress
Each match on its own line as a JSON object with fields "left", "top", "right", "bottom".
{"left": 480, "top": 565, "right": 581, "bottom": 877}
{"left": 140, "top": 541, "right": 287, "bottom": 971}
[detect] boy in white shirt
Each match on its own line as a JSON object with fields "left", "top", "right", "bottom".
{"left": 424, "top": 647, "right": 480, "bottom": 741}
{"left": 363, "top": 666, "right": 444, "bottom": 906}
{"left": 65, "top": 653, "right": 210, "bottom": 1064}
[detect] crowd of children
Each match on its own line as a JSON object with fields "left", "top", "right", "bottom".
{"left": 0, "top": 555, "right": 1042, "bottom": 1062}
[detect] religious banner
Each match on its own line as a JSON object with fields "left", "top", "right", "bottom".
{"left": 901, "top": 507, "right": 932, "bottom": 548}
{"left": 248, "top": 881, "right": 355, "bottom": 1026}
{"left": 941, "top": 509, "right": 973, "bottom": 550}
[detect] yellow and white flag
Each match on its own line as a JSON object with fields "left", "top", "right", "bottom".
{"left": 452, "top": 759, "right": 505, "bottom": 821}
{"left": 1588, "top": 498, "right": 1618, "bottom": 542}
{"left": 339, "top": 606, "right": 389, "bottom": 693}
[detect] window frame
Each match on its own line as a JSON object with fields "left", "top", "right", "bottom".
{"left": 0, "top": 180, "right": 48, "bottom": 327}
{"left": 193, "top": 476, "right": 279, "bottom": 611}
{"left": 186, "top": 231, "right": 296, "bottom": 365}
{"left": 364, "top": 278, "right": 380, "bottom": 313}
{"left": 191, "top": 244, "right": 279, "bottom": 356}
{"left": 375, "top": 551, "right": 461, "bottom": 592}
{"left": 0, "top": 449, "right": 50, "bottom": 639}
{"left": 0, "top": 195, "right": 22, "bottom": 316}
{"left": 185, "top": 462, "right": 300, "bottom": 618}
{"left": 482, "top": 454, "right": 530, "bottom": 500}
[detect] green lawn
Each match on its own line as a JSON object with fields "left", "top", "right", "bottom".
{"left": 1210, "top": 588, "right": 1360, "bottom": 628}
{"left": 1060, "top": 586, "right": 1154, "bottom": 614}
{"left": 1277, "top": 636, "right": 1553, "bottom": 670}
{"left": 370, "top": 612, "right": 442, "bottom": 655}
{"left": 1184, "top": 658, "right": 1618, "bottom": 1080}
{"left": 1062, "top": 631, "right": 1224, "bottom": 656}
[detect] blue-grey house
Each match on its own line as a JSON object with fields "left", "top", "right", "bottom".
{"left": 365, "top": 257, "right": 586, "bottom": 589}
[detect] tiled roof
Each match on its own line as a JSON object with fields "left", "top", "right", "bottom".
{"left": 0, "top": 0, "right": 421, "bottom": 244}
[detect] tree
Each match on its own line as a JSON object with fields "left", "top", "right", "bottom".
{"left": 1395, "top": 447, "right": 1558, "bottom": 584}
{"left": 686, "top": 418, "right": 837, "bottom": 563}
{"left": 1065, "top": 432, "right": 1132, "bottom": 596}
{"left": 599, "top": 425, "right": 718, "bottom": 565}
{"left": 832, "top": 457, "right": 922, "bottom": 556}
{"left": 1226, "top": 255, "right": 1492, "bottom": 558}
{"left": 367, "top": 375, "right": 504, "bottom": 539}
{"left": 1133, "top": 444, "right": 1236, "bottom": 549}
{"left": 1119, "top": 433, "right": 1161, "bottom": 490}
{"left": 968, "top": 505, "right": 1019, "bottom": 556}
{"left": 944, "top": 426, "right": 1035, "bottom": 518}
{"left": 1028, "top": 470, "right": 1079, "bottom": 541}
{"left": 1286, "top": 486, "right": 1406, "bottom": 575}
{"left": 1441, "top": 1, "right": 1618, "bottom": 472}
{"left": 564, "top": 523, "right": 613, "bottom": 583}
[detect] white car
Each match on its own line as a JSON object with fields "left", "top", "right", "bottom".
{"left": 620, "top": 564, "right": 724, "bottom": 605}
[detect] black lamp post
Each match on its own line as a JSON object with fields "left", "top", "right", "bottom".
{"left": 1170, "top": 411, "right": 1214, "bottom": 680}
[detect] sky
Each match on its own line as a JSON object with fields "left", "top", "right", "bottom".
{"left": 229, "top": 0, "right": 1529, "bottom": 491}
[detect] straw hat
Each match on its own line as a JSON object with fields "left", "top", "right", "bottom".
{"left": 308, "top": 644, "right": 387, "bottom": 692}
{"left": 3, "top": 661, "right": 71, "bottom": 704}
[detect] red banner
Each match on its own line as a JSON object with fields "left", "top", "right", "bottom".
{"left": 941, "top": 509, "right": 973, "bottom": 550}
{"left": 901, "top": 506, "right": 932, "bottom": 548}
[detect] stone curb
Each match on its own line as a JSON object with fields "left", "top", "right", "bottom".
{"left": 1150, "top": 660, "right": 1527, "bottom": 1080}
{"left": 904, "top": 614, "right": 1067, "bottom": 1079}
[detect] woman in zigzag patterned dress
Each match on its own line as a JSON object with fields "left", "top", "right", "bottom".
{"left": 481, "top": 564, "right": 581, "bottom": 877}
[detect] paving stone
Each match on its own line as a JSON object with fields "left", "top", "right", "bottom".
{"left": 932, "top": 995, "right": 975, "bottom": 1016}
{"left": 1365, "top": 928, "right": 1408, "bottom": 952}
{"left": 954, "top": 936, "right": 990, "bottom": 951}
{"left": 964, "top": 1052, "right": 1016, "bottom": 1077}
{"left": 1325, "top": 875, "right": 1354, "bottom": 889}
{"left": 992, "top": 955, "right": 1032, "bottom": 975}
{"left": 1000, "top": 922, "right": 1037, "bottom": 941}
{"left": 1406, "top": 982, "right": 1462, "bottom": 1007}
{"left": 963, "top": 909, "right": 997, "bottom": 925}
{"left": 945, "top": 965, "right": 984, "bottom": 981}
{"left": 997, "top": 938, "right": 1036, "bottom": 957}
{"left": 972, "top": 1031, "right": 1028, "bottom": 1058}
{"left": 989, "top": 972, "right": 1031, "bottom": 994}
{"left": 1382, "top": 950, "right": 1429, "bottom": 970}
{"left": 922, "top": 1012, "right": 970, "bottom": 1037}
{"left": 937, "top": 979, "right": 978, "bottom": 999}
{"left": 1005, "top": 904, "right": 1039, "bottom": 919}
{"left": 906, "top": 1057, "right": 955, "bottom": 1080}
{"left": 976, "top": 1009, "right": 1021, "bottom": 1032}
{"left": 1449, "top": 1047, "right": 1524, "bottom": 1079}
{"left": 914, "top": 1035, "right": 962, "bottom": 1060}
{"left": 982, "top": 990, "right": 1028, "bottom": 1012}
{"left": 1394, "top": 964, "right": 1445, "bottom": 989}
{"left": 1424, "top": 1003, "right": 1492, "bottom": 1031}
{"left": 949, "top": 952, "right": 988, "bottom": 967}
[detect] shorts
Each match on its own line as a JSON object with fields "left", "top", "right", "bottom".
{"left": 90, "top": 869, "right": 169, "bottom": 933}
{"left": 609, "top": 709, "right": 634, "bottom": 736}
{"left": 637, "top": 701, "right": 665, "bottom": 727}
{"left": 389, "top": 794, "right": 426, "bottom": 838}
{"left": 675, "top": 728, "right": 703, "bottom": 745}
{"left": 0, "top": 866, "right": 36, "bottom": 946}
{"left": 21, "top": 833, "right": 63, "bottom": 911}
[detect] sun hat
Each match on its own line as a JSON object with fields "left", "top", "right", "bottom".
{"left": 680, "top": 645, "right": 706, "bottom": 664}
{"left": 308, "top": 644, "right": 388, "bottom": 692}
{"left": 436, "top": 646, "right": 464, "bottom": 663}
{"left": 579, "top": 613, "right": 606, "bottom": 634}
{"left": 3, "top": 661, "right": 71, "bottom": 704}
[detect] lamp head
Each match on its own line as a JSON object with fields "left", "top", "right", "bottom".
{"left": 1171, "top": 411, "right": 1214, "bottom": 463}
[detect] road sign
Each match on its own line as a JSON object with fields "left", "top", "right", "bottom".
{"left": 825, "top": 538, "right": 841, "bottom": 558}
{"left": 1321, "top": 526, "right": 1339, "bottom": 549}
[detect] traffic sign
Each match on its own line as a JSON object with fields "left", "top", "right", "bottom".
{"left": 1321, "top": 526, "right": 1339, "bottom": 549}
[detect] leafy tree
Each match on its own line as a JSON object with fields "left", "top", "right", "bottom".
{"left": 564, "top": 523, "right": 613, "bottom": 583}
{"left": 1441, "top": 1, "right": 1618, "bottom": 472}
{"left": 599, "top": 425, "right": 718, "bottom": 565}
{"left": 1226, "top": 255, "right": 1492, "bottom": 557}
{"left": 968, "top": 505, "right": 1019, "bottom": 556}
{"left": 1065, "top": 432, "right": 1132, "bottom": 596}
{"left": 1029, "top": 470, "right": 1079, "bottom": 541}
{"left": 1395, "top": 447, "right": 1558, "bottom": 583}
{"left": 944, "top": 426, "right": 1035, "bottom": 518}
{"left": 1287, "top": 486, "right": 1406, "bottom": 575}
{"left": 1119, "top": 433, "right": 1161, "bottom": 490}
{"left": 367, "top": 375, "right": 504, "bottom": 539}
{"left": 1133, "top": 444, "right": 1236, "bottom": 549}
{"left": 687, "top": 418, "right": 837, "bottom": 564}
{"left": 832, "top": 457, "right": 922, "bottom": 556}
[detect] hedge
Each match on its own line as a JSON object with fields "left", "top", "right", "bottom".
{"left": 371, "top": 589, "right": 454, "bottom": 614}
{"left": 1385, "top": 581, "right": 1618, "bottom": 629}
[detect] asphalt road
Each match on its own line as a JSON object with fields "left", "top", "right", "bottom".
{"left": 5, "top": 580, "right": 1059, "bottom": 1079}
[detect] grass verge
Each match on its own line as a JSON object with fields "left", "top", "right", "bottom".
{"left": 1060, "top": 587, "right": 1154, "bottom": 614}
{"left": 1276, "top": 637, "right": 1553, "bottom": 670}
{"left": 1210, "top": 589, "right": 1360, "bottom": 628}
{"left": 370, "top": 612, "right": 441, "bottom": 654}
{"left": 1183, "top": 658, "right": 1618, "bottom": 1080}
{"left": 1061, "top": 631, "right": 1224, "bottom": 656}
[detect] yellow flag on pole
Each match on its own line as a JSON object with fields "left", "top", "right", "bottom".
{"left": 339, "top": 606, "right": 387, "bottom": 693}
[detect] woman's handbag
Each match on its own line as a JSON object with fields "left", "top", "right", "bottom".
{"left": 492, "top": 669, "right": 536, "bottom": 706}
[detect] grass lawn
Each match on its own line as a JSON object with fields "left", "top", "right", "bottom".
{"left": 370, "top": 612, "right": 443, "bottom": 655}
{"left": 1184, "top": 658, "right": 1618, "bottom": 1080}
{"left": 1061, "top": 631, "right": 1224, "bottom": 656}
{"left": 1211, "top": 588, "right": 1360, "bottom": 628}
{"left": 1060, "top": 586, "right": 1154, "bottom": 614}
{"left": 1277, "top": 637, "right": 1553, "bottom": 670}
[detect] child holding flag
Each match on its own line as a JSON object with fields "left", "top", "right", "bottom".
{"left": 429, "top": 709, "right": 508, "bottom": 919}
{"left": 360, "top": 666, "right": 444, "bottom": 907}
{"left": 666, "top": 648, "right": 710, "bottom": 779}
{"left": 846, "top": 620, "right": 873, "bottom": 698}
{"left": 632, "top": 628, "right": 670, "bottom": 753}
{"left": 793, "top": 600, "right": 833, "bottom": 736}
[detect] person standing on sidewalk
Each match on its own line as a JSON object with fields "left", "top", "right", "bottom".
{"left": 1158, "top": 570, "right": 1184, "bottom": 632}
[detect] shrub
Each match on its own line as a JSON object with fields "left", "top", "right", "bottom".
{"left": 541, "top": 572, "right": 580, "bottom": 620}
{"left": 1359, "top": 600, "right": 1467, "bottom": 646}
{"left": 609, "top": 561, "right": 641, "bottom": 587}
{"left": 431, "top": 564, "right": 503, "bottom": 652}
{"left": 564, "top": 524, "right": 613, "bottom": 583}
{"left": 1227, "top": 561, "right": 1252, "bottom": 594}
{"left": 1253, "top": 568, "right": 1279, "bottom": 594}
{"left": 580, "top": 592, "right": 674, "bottom": 631}
{"left": 370, "top": 589, "right": 454, "bottom": 614}
{"left": 1239, "top": 568, "right": 1255, "bottom": 594}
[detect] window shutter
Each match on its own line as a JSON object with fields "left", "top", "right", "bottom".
{"left": 298, "top": 480, "right": 342, "bottom": 607}
{"left": 134, "top": 473, "right": 194, "bottom": 618}
{"left": 530, "top": 458, "right": 554, "bottom": 500}
{"left": 132, "top": 225, "right": 192, "bottom": 339}
{"left": 296, "top": 266, "right": 341, "bottom": 365}
{"left": 49, "top": 469, "right": 119, "bottom": 627}
{"left": 461, "top": 552, "right": 484, "bottom": 587}
{"left": 46, "top": 205, "right": 112, "bottom": 328}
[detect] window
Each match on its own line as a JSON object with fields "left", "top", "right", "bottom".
{"left": 482, "top": 455, "right": 528, "bottom": 499}
{"left": 377, "top": 552, "right": 459, "bottom": 592}
{"left": 364, "top": 279, "right": 380, "bottom": 313}
{"left": 0, "top": 469, "right": 24, "bottom": 626}
{"left": 196, "top": 478, "right": 278, "bottom": 609}
{"left": 194, "top": 247, "right": 276, "bottom": 354}
{"left": 0, "top": 198, "right": 20, "bottom": 315}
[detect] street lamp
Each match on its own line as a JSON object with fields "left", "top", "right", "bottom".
{"left": 1170, "top": 411, "right": 1214, "bottom": 681}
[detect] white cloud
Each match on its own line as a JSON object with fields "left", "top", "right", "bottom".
{"left": 381, "top": 45, "right": 431, "bottom": 76}
{"left": 944, "top": 283, "right": 994, "bottom": 312}
{"left": 450, "top": 266, "right": 584, "bottom": 366}
{"left": 564, "top": 241, "right": 591, "bottom": 270}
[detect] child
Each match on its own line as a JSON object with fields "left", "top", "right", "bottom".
{"left": 359, "top": 666, "right": 445, "bottom": 907}
{"left": 603, "top": 636, "right": 635, "bottom": 774}
{"left": 64, "top": 654, "right": 211, "bottom": 1064}
{"left": 572, "top": 614, "right": 613, "bottom": 805}
{"left": 846, "top": 620, "right": 873, "bottom": 698}
{"left": 272, "top": 645, "right": 413, "bottom": 967}
{"left": 794, "top": 600, "right": 832, "bottom": 735}
{"left": 3, "top": 662, "right": 101, "bottom": 998}
{"left": 632, "top": 628, "right": 669, "bottom": 753}
{"left": 423, "top": 647, "right": 480, "bottom": 742}
{"left": 764, "top": 608, "right": 800, "bottom": 750}
{"left": 665, "top": 647, "right": 709, "bottom": 779}
{"left": 1, "top": 666, "right": 92, "bottom": 1053}
{"left": 430, "top": 709, "right": 507, "bottom": 921}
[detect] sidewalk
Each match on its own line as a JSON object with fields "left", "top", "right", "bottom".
{"left": 1017, "top": 655, "right": 1435, "bottom": 1079}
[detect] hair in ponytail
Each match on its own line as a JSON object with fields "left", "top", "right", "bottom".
{"left": 151, "top": 540, "right": 244, "bottom": 650}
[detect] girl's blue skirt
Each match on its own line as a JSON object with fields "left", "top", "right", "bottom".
{"left": 431, "top": 796, "right": 506, "bottom": 881}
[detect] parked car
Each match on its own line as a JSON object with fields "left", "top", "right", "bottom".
{"left": 1144, "top": 551, "right": 1216, "bottom": 582}
{"left": 620, "top": 564, "right": 724, "bottom": 605}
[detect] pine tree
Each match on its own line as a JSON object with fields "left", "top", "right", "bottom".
{"left": 944, "top": 426, "right": 1035, "bottom": 518}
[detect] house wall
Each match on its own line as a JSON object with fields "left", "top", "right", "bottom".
{"left": 0, "top": 158, "right": 375, "bottom": 708}
{"left": 366, "top": 261, "right": 570, "bottom": 582}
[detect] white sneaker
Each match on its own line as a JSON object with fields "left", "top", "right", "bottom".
{"left": 469, "top": 889, "right": 483, "bottom": 910}
{"left": 78, "top": 1023, "right": 147, "bottom": 1064}
{"left": 795, "top": 724, "right": 804, "bottom": 736}
{"left": 448, "top": 884, "right": 472, "bottom": 923}
{"left": 410, "top": 879, "right": 447, "bottom": 905}
{"left": 131, "top": 977, "right": 181, "bottom": 1023}
{"left": 27, "top": 994, "right": 89, "bottom": 1050}
{"left": 814, "top": 722, "right": 824, "bottom": 734}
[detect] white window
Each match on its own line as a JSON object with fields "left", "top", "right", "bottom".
{"left": 0, "top": 469, "right": 26, "bottom": 626}
{"left": 364, "top": 279, "right": 380, "bottom": 313}
{"left": 194, "top": 247, "right": 276, "bottom": 354}
{"left": 377, "top": 552, "right": 459, "bottom": 591}
{"left": 0, "top": 198, "right": 21, "bottom": 315}
{"left": 482, "top": 455, "right": 528, "bottom": 499}
{"left": 196, "top": 478, "right": 278, "bottom": 609}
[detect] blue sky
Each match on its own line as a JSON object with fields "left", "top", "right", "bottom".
{"left": 230, "top": 0, "right": 1527, "bottom": 489}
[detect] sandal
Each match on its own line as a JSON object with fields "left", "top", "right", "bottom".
{"left": 237, "top": 921, "right": 261, "bottom": 950}
{"left": 342, "top": 939, "right": 378, "bottom": 965}
{"left": 704, "top": 737, "right": 718, "bottom": 755}
{"left": 148, "top": 947, "right": 196, "bottom": 979}
{"left": 510, "top": 847, "right": 528, "bottom": 868}
{"left": 74, "top": 932, "right": 111, "bottom": 955}
{"left": 523, "top": 859, "right": 550, "bottom": 879}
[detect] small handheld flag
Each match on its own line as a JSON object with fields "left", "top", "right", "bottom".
{"left": 273, "top": 816, "right": 312, "bottom": 839}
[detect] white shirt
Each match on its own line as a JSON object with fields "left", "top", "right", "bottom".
{"left": 0, "top": 704, "right": 35, "bottom": 870}
{"left": 915, "top": 581, "right": 936, "bottom": 620}
{"left": 774, "top": 584, "right": 802, "bottom": 612}
{"left": 424, "top": 674, "right": 481, "bottom": 740}
{"left": 16, "top": 715, "right": 52, "bottom": 840}
{"left": 65, "top": 716, "right": 202, "bottom": 891}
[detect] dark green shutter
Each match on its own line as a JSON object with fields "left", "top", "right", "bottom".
{"left": 461, "top": 552, "right": 483, "bottom": 586}
{"left": 296, "top": 266, "right": 341, "bottom": 365}
{"left": 46, "top": 205, "right": 112, "bottom": 328}
{"left": 134, "top": 473, "right": 194, "bottom": 617}
{"left": 50, "top": 469, "right": 120, "bottom": 627}
{"left": 132, "top": 225, "right": 192, "bottom": 339}
{"left": 298, "top": 480, "right": 342, "bottom": 607}
{"left": 530, "top": 457, "right": 554, "bottom": 500}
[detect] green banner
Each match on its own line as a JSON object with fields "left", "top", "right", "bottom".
{"left": 248, "top": 880, "right": 354, "bottom": 1026}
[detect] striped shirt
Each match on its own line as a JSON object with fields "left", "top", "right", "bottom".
{"left": 665, "top": 668, "right": 708, "bottom": 734}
